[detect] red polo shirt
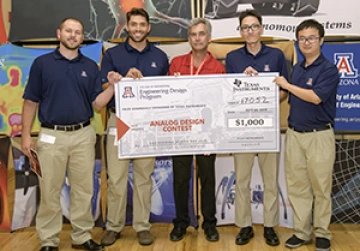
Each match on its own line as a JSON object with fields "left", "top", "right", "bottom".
{"left": 169, "top": 51, "right": 225, "bottom": 75}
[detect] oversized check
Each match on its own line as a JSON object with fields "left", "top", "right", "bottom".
{"left": 114, "top": 73, "right": 280, "bottom": 158}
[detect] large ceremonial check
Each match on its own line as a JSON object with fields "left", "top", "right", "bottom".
{"left": 114, "top": 73, "right": 280, "bottom": 158}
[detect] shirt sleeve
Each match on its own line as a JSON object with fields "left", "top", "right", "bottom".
{"left": 278, "top": 51, "right": 289, "bottom": 80}
{"left": 225, "top": 53, "right": 234, "bottom": 73}
{"left": 99, "top": 50, "right": 115, "bottom": 86}
{"left": 168, "top": 57, "right": 179, "bottom": 75}
{"left": 161, "top": 55, "right": 170, "bottom": 76}
{"left": 23, "top": 58, "right": 42, "bottom": 102}
{"left": 91, "top": 63, "right": 103, "bottom": 102}
{"left": 313, "top": 64, "right": 339, "bottom": 103}
{"left": 218, "top": 62, "right": 226, "bottom": 74}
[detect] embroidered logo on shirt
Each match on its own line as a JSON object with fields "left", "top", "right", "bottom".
{"left": 306, "top": 78, "right": 313, "bottom": 86}
{"left": 264, "top": 65, "right": 270, "bottom": 71}
{"left": 122, "top": 86, "right": 135, "bottom": 98}
{"left": 151, "top": 62, "right": 157, "bottom": 68}
{"left": 81, "top": 71, "right": 87, "bottom": 77}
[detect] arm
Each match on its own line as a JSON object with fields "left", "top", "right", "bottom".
{"left": 274, "top": 76, "right": 321, "bottom": 104}
{"left": 93, "top": 71, "right": 122, "bottom": 110}
{"left": 21, "top": 100, "right": 37, "bottom": 157}
{"left": 279, "top": 89, "right": 288, "bottom": 102}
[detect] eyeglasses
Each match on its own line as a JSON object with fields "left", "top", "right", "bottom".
{"left": 298, "top": 36, "right": 320, "bottom": 43}
{"left": 240, "top": 24, "right": 261, "bottom": 32}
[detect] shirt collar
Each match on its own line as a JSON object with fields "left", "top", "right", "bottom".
{"left": 300, "top": 53, "right": 325, "bottom": 68}
{"left": 53, "top": 47, "right": 84, "bottom": 63}
{"left": 184, "top": 51, "right": 213, "bottom": 66}
{"left": 242, "top": 42, "right": 268, "bottom": 56}
{"left": 124, "top": 37, "right": 151, "bottom": 53}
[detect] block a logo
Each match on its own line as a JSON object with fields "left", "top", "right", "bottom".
{"left": 122, "top": 86, "right": 135, "bottom": 98}
{"left": 334, "top": 53, "right": 358, "bottom": 78}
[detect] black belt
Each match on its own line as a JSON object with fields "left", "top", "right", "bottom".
{"left": 41, "top": 120, "right": 90, "bottom": 132}
{"left": 289, "top": 124, "right": 332, "bottom": 133}
{"left": 109, "top": 107, "right": 116, "bottom": 113}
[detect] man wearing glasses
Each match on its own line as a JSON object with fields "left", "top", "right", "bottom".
{"left": 275, "top": 19, "right": 339, "bottom": 251}
{"left": 225, "top": 9, "right": 288, "bottom": 247}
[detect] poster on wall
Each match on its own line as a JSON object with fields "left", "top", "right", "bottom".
{"left": 214, "top": 136, "right": 292, "bottom": 228}
{"left": 0, "top": 136, "right": 11, "bottom": 231}
{"left": 296, "top": 43, "right": 360, "bottom": 131}
{"left": 331, "top": 140, "right": 360, "bottom": 224}
{"left": 123, "top": 157, "right": 197, "bottom": 227}
{"left": 0, "top": 43, "right": 104, "bottom": 136}
{"left": 9, "top": 0, "right": 193, "bottom": 42}
{"left": 10, "top": 136, "right": 104, "bottom": 231}
{"left": 205, "top": 0, "right": 360, "bottom": 40}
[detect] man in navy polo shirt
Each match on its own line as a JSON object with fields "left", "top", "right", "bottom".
{"left": 99, "top": 8, "right": 169, "bottom": 247}
{"left": 225, "top": 9, "right": 288, "bottom": 247}
{"left": 22, "top": 18, "right": 115, "bottom": 251}
{"left": 275, "top": 19, "right": 339, "bottom": 251}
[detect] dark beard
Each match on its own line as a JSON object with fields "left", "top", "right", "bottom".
{"left": 127, "top": 31, "right": 150, "bottom": 43}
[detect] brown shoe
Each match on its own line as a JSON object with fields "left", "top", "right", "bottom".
{"left": 137, "top": 230, "right": 153, "bottom": 245}
{"left": 101, "top": 230, "right": 120, "bottom": 246}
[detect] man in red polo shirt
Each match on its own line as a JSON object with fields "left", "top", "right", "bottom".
{"left": 168, "top": 18, "right": 225, "bottom": 242}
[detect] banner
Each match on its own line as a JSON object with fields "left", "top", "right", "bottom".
{"left": 0, "top": 43, "right": 104, "bottom": 136}
{"left": 9, "top": 0, "right": 192, "bottom": 42}
{"left": 215, "top": 137, "right": 360, "bottom": 227}
{"left": 124, "top": 157, "right": 197, "bottom": 227}
{"left": 215, "top": 136, "right": 292, "bottom": 227}
{"left": 10, "top": 135, "right": 104, "bottom": 231}
{"left": 331, "top": 140, "right": 360, "bottom": 224}
{"left": 296, "top": 43, "right": 360, "bottom": 131}
{"left": 0, "top": 136, "right": 11, "bottom": 231}
{"left": 206, "top": 0, "right": 360, "bottom": 40}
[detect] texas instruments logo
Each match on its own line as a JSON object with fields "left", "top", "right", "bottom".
{"left": 233, "top": 79, "right": 242, "bottom": 88}
{"left": 233, "top": 79, "right": 270, "bottom": 92}
{"left": 122, "top": 86, "right": 135, "bottom": 98}
{"left": 335, "top": 53, "right": 358, "bottom": 78}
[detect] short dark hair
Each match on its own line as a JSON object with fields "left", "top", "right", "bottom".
{"left": 296, "top": 19, "right": 325, "bottom": 39}
{"left": 239, "top": 9, "right": 262, "bottom": 26}
{"left": 59, "top": 17, "right": 84, "bottom": 33}
{"left": 126, "top": 8, "right": 150, "bottom": 24}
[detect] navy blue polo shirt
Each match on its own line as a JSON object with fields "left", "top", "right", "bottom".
{"left": 23, "top": 48, "right": 102, "bottom": 125}
{"left": 288, "top": 53, "right": 339, "bottom": 130}
{"left": 100, "top": 38, "right": 169, "bottom": 108}
{"left": 225, "top": 42, "right": 288, "bottom": 79}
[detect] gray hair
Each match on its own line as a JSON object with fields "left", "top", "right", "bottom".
{"left": 187, "top": 18, "right": 212, "bottom": 36}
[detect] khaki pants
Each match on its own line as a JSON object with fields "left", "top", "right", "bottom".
{"left": 36, "top": 126, "right": 96, "bottom": 246}
{"left": 234, "top": 152, "right": 279, "bottom": 227}
{"left": 105, "top": 113, "right": 155, "bottom": 233}
{"left": 285, "top": 128, "right": 335, "bottom": 240}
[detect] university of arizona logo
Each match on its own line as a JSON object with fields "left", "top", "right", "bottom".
{"left": 151, "top": 62, "right": 157, "bottom": 68}
{"left": 334, "top": 53, "right": 358, "bottom": 78}
{"left": 264, "top": 64, "right": 270, "bottom": 71}
{"left": 122, "top": 86, "right": 135, "bottom": 98}
{"left": 81, "top": 71, "right": 87, "bottom": 77}
{"left": 306, "top": 78, "right": 313, "bottom": 86}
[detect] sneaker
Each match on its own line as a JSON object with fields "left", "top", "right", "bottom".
{"left": 235, "top": 226, "right": 254, "bottom": 245}
{"left": 170, "top": 227, "right": 186, "bottom": 241}
{"left": 316, "top": 237, "right": 331, "bottom": 251}
{"left": 204, "top": 227, "right": 219, "bottom": 242}
{"left": 264, "top": 227, "right": 280, "bottom": 246}
{"left": 101, "top": 230, "right": 120, "bottom": 246}
{"left": 137, "top": 230, "right": 153, "bottom": 246}
{"left": 285, "top": 235, "right": 312, "bottom": 248}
